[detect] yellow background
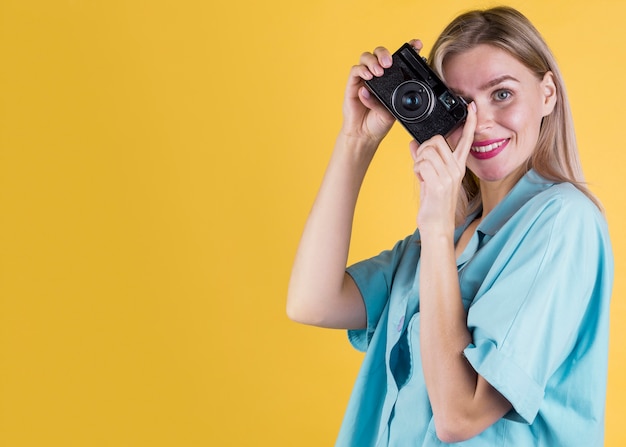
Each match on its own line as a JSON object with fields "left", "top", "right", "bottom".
{"left": 0, "top": 0, "right": 624, "bottom": 445}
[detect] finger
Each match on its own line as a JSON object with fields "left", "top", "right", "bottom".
{"left": 414, "top": 155, "right": 442, "bottom": 187}
{"left": 358, "top": 86, "right": 394, "bottom": 120}
{"left": 414, "top": 155, "right": 440, "bottom": 185}
{"left": 359, "top": 50, "right": 387, "bottom": 77}
{"left": 344, "top": 65, "right": 372, "bottom": 103}
{"left": 372, "top": 46, "right": 393, "bottom": 69}
{"left": 349, "top": 64, "right": 374, "bottom": 84}
{"left": 453, "top": 101, "right": 477, "bottom": 164}
{"left": 413, "top": 142, "right": 445, "bottom": 178}
{"left": 414, "top": 135, "right": 453, "bottom": 165}
{"left": 408, "top": 39, "right": 423, "bottom": 53}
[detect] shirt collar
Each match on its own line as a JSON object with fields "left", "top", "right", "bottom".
{"left": 477, "top": 169, "right": 555, "bottom": 236}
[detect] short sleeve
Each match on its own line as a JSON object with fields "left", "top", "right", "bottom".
{"left": 463, "top": 189, "right": 612, "bottom": 424}
{"left": 346, "top": 233, "right": 419, "bottom": 352}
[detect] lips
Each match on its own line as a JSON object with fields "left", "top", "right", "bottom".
{"left": 470, "top": 139, "right": 509, "bottom": 160}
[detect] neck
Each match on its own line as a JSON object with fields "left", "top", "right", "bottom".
{"left": 478, "top": 168, "right": 527, "bottom": 217}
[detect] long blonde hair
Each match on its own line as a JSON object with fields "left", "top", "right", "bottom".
{"left": 428, "top": 6, "right": 602, "bottom": 223}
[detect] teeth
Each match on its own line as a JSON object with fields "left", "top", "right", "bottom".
{"left": 471, "top": 140, "right": 506, "bottom": 153}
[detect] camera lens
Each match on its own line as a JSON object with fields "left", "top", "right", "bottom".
{"left": 392, "top": 81, "right": 434, "bottom": 122}
{"left": 401, "top": 93, "right": 422, "bottom": 111}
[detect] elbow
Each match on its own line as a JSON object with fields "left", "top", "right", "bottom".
{"left": 286, "top": 289, "right": 342, "bottom": 327}
{"left": 431, "top": 378, "right": 512, "bottom": 443}
{"left": 286, "top": 289, "right": 321, "bottom": 326}
{"left": 286, "top": 292, "right": 304, "bottom": 323}
{"left": 286, "top": 301, "right": 324, "bottom": 326}
{"left": 435, "top": 426, "right": 468, "bottom": 445}
{"left": 433, "top": 413, "right": 479, "bottom": 444}
{"left": 286, "top": 297, "right": 306, "bottom": 324}
{"left": 286, "top": 281, "right": 308, "bottom": 324}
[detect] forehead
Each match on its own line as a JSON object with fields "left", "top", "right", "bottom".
{"left": 442, "top": 44, "right": 536, "bottom": 94}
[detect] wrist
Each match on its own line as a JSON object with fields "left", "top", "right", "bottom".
{"left": 418, "top": 225, "right": 455, "bottom": 246}
{"left": 335, "top": 131, "right": 380, "bottom": 163}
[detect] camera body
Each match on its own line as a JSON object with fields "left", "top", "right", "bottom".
{"left": 365, "top": 43, "right": 467, "bottom": 143}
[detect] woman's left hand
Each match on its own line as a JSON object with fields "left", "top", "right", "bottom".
{"left": 410, "top": 102, "right": 477, "bottom": 234}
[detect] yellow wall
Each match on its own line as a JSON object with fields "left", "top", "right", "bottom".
{"left": 0, "top": 0, "right": 624, "bottom": 445}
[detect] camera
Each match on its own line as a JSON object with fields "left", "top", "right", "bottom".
{"left": 364, "top": 43, "right": 467, "bottom": 143}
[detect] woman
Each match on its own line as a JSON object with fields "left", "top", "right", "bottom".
{"left": 287, "top": 6, "right": 613, "bottom": 446}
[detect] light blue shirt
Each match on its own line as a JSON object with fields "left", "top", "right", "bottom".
{"left": 338, "top": 170, "right": 613, "bottom": 446}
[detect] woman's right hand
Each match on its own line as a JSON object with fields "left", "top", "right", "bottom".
{"left": 340, "top": 39, "right": 424, "bottom": 146}
{"left": 287, "top": 40, "right": 423, "bottom": 329}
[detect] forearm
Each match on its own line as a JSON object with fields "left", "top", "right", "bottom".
{"left": 287, "top": 133, "right": 377, "bottom": 328}
{"left": 418, "top": 231, "right": 474, "bottom": 410}
{"left": 418, "top": 230, "right": 510, "bottom": 442}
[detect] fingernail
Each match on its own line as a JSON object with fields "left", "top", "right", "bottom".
{"left": 470, "top": 101, "right": 477, "bottom": 112}
{"left": 361, "top": 87, "right": 370, "bottom": 98}
{"left": 382, "top": 55, "right": 392, "bottom": 67}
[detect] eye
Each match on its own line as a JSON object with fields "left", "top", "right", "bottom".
{"left": 493, "top": 89, "right": 512, "bottom": 101}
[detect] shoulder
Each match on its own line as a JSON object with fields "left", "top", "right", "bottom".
{"left": 489, "top": 178, "right": 611, "bottom": 261}
{"left": 537, "top": 181, "right": 598, "bottom": 208}
{"left": 520, "top": 182, "right": 612, "bottom": 260}
{"left": 523, "top": 180, "right": 605, "bottom": 227}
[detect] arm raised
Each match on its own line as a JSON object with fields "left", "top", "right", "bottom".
{"left": 286, "top": 44, "right": 407, "bottom": 329}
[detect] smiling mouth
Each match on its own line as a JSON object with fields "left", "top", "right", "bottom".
{"left": 471, "top": 139, "right": 508, "bottom": 153}
{"left": 469, "top": 139, "right": 509, "bottom": 160}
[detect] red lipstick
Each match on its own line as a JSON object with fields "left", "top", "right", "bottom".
{"left": 470, "top": 139, "right": 509, "bottom": 160}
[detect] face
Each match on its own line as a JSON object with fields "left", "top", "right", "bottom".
{"left": 444, "top": 44, "right": 556, "bottom": 187}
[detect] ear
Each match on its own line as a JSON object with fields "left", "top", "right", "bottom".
{"left": 540, "top": 71, "right": 557, "bottom": 117}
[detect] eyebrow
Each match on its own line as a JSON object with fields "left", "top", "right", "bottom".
{"left": 452, "top": 75, "right": 521, "bottom": 98}
{"left": 479, "top": 75, "right": 520, "bottom": 91}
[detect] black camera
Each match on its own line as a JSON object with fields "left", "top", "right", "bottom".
{"left": 365, "top": 43, "right": 467, "bottom": 143}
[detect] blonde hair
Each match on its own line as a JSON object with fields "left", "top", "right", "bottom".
{"left": 428, "top": 6, "right": 602, "bottom": 223}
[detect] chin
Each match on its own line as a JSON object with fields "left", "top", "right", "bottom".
{"left": 471, "top": 164, "right": 528, "bottom": 185}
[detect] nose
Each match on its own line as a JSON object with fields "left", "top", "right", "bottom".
{"left": 474, "top": 103, "right": 494, "bottom": 133}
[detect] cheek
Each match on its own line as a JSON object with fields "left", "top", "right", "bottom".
{"left": 499, "top": 106, "right": 528, "bottom": 132}
{"left": 499, "top": 101, "right": 544, "bottom": 140}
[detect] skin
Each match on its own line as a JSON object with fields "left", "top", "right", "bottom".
{"left": 413, "top": 45, "right": 556, "bottom": 441}
{"left": 440, "top": 44, "right": 558, "bottom": 216}
{"left": 287, "top": 40, "right": 557, "bottom": 442}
